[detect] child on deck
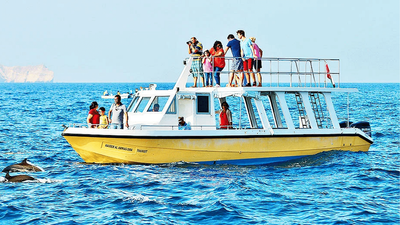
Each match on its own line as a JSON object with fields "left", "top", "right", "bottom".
{"left": 99, "top": 107, "right": 109, "bottom": 129}
{"left": 202, "top": 50, "right": 213, "bottom": 87}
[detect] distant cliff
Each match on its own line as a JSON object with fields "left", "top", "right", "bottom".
{"left": 0, "top": 64, "right": 54, "bottom": 83}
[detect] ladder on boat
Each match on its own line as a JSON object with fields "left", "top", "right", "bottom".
{"left": 309, "top": 92, "right": 325, "bottom": 128}
{"left": 295, "top": 93, "right": 310, "bottom": 128}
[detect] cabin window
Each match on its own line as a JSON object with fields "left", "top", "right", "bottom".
{"left": 197, "top": 94, "right": 210, "bottom": 114}
{"left": 127, "top": 96, "right": 139, "bottom": 112}
{"left": 147, "top": 96, "right": 169, "bottom": 112}
{"left": 135, "top": 97, "right": 151, "bottom": 113}
{"left": 166, "top": 97, "right": 176, "bottom": 114}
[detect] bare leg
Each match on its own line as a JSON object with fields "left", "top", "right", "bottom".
{"left": 234, "top": 73, "right": 238, "bottom": 87}
{"left": 245, "top": 71, "right": 250, "bottom": 85}
{"left": 193, "top": 77, "right": 198, "bottom": 87}
{"left": 236, "top": 71, "right": 242, "bottom": 86}
{"left": 228, "top": 72, "right": 234, "bottom": 87}
{"left": 201, "top": 76, "right": 205, "bottom": 87}
{"left": 257, "top": 69, "right": 262, "bottom": 86}
{"left": 250, "top": 70, "right": 256, "bottom": 86}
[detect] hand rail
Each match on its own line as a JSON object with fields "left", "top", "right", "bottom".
{"left": 187, "top": 56, "right": 340, "bottom": 88}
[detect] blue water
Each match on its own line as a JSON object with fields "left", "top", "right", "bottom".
{"left": 0, "top": 83, "right": 398, "bottom": 224}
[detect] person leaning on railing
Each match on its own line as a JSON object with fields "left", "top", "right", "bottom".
{"left": 209, "top": 41, "right": 225, "bottom": 87}
{"left": 187, "top": 37, "right": 205, "bottom": 87}
{"left": 225, "top": 34, "right": 243, "bottom": 87}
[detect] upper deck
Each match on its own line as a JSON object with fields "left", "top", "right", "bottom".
{"left": 176, "top": 57, "right": 349, "bottom": 91}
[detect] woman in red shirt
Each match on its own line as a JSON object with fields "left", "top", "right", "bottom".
{"left": 209, "top": 41, "right": 225, "bottom": 87}
{"left": 216, "top": 101, "right": 232, "bottom": 129}
{"left": 87, "top": 101, "right": 100, "bottom": 128}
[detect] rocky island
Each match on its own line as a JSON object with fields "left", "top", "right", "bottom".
{"left": 0, "top": 64, "right": 54, "bottom": 83}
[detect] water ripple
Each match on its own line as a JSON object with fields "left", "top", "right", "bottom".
{"left": 0, "top": 83, "right": 398, "bottom": 224}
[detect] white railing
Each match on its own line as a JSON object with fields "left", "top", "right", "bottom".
{"left": 188, "top": 57, "right": 340, "bottom": 88}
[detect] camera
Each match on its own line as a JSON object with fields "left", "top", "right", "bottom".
{"left": 186, "top": 41, "right": 192, "bottom": 45}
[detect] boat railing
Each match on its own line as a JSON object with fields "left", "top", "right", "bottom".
{"left": 67, "top": 123, "right": 217, "bottom": 130}
{"left": 188, "top": 56, "right": 340, "bottom": 88}
{"left": 68, "top": 123, "right": 278, "bottom": 131}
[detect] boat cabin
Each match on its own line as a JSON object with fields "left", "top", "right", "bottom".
{"left": 126, "top": 57, "right": 352, "bottom": 133}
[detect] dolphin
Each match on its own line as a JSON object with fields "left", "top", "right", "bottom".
{"left": 5, "top": 172, "right": 35, "bottom": 182}
{"left": 2, "top": 158, "right": 44, "bottom": 173}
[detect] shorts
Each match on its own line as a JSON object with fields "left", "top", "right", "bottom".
{"left": 243, "top": 58, "right": 253, "bottom": 71}
{"left": 230, "top": 58, "right": 243, "bottom": 71}
{"left": 191, "top": 59, "right": 204, "bottom": 78}
{"left": 110, "top": 123, "right": 124, "bottom": 129}
{"left": 253, "top": 59, "right": 262, "bottom": 70}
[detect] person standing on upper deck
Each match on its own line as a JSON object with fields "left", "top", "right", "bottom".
{"left": 225, "top": 34, "right": 243, "bottom": 87}
{"left": 209, "top": 41, "right": 225, "bottom": 87}
{"left": 237, "top": 30, "right": 256, "bottom": 87}
{"left": 187, "top": 37, "right": 205, "bottom": 87}
{"left": 108, "top": 95, "right": 129, "bottom": 129}
{"left": 250, "top": 37, "right": 263, "bottom": 87}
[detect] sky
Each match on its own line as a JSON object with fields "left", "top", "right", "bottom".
{"left": 0, "top": 0, "right": 399, "bottom": 83}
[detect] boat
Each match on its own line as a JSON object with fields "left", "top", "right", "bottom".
{"left": 101, "top": 92, "right": 133, "bottom": 99}
{"left": 62, "top": 57, "right": 373, "bottom": 165}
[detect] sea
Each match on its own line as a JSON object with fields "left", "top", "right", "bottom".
{"left": 0, "top": 82, "right": 398, "bottom": 224}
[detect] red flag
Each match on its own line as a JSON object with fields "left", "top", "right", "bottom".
{"left": 325, "top": 61, "right": 336, "bottom": 88}
{"left": 325, "top": 63, "right": 331, "bottom": 79}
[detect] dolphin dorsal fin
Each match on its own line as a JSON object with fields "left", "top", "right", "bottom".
{"left": 21, "top": 158, "right": 28, "bottom": 165}
{"left": 5, "top": 172, "right": 10, "bottom": 179}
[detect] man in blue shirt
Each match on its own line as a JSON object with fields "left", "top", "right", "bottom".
{"left": 178, "top": 117, "right": 191, "bottom": 130}
{"left": 225, "top": 34, "right": 244, "bottom": 87}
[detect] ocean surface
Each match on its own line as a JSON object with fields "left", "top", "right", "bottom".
{"left": 0, "top": 82, "right": 398, "bottom": 224}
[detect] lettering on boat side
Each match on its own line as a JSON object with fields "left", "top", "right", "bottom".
{"left": 103, "top": 144, "right": 133, "bottom": 151}
{"left": 137, "top": 149, "right": 148, "bottom": 153}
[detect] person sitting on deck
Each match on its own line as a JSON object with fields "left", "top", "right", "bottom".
{"left": 215, "top": 102, "right": 233, "bottom": 129}
{"left": 178, "top": 117, "right": 191, "bottom": 130}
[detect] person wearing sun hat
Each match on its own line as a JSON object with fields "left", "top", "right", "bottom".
{"left": 178, "top": 117, "right": 191, "bottom": 130}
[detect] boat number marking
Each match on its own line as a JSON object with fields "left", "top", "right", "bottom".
{"left": 104, "top": 144, "right": 133, "bottom": 151}
{"left": 137, "top": 149, "right": 148, "bottom": 153}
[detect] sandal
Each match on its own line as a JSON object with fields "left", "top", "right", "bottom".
{"left": 258, "top": 83, "right": 262, "bottom": 87}
{"left": 252, "top": 82, "right": 257, "bottom": 87}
